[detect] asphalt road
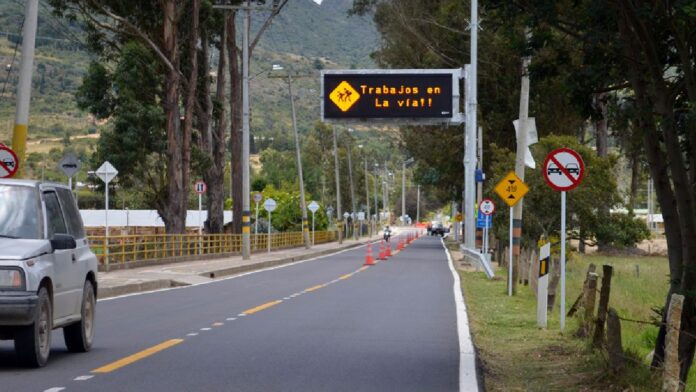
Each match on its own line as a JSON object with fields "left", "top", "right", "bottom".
{"left": 0, "top": 235, "right": 465, "bottom": 392}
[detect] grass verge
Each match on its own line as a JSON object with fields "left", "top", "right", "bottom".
{"left": 455, "top": 245, "right": 674, "bottom": 391}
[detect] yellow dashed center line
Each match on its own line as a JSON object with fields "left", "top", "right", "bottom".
{"left": 242, "top": 300, "right": 283, "bottom": 315}
{"left": 358, "top": 266, "right": 369, "bottom": 272}
{"left": 92, "top": 339, "right": 184, "bottom": 374}
{"left": 339, "top": 273, "right": 353, "bottom": 280}
{"left": 304, "top": 284, "right": 324, "bottom": 292}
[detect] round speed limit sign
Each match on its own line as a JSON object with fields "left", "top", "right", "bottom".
{"left": 479, "top": 198, "right": 496, "bottom": 216}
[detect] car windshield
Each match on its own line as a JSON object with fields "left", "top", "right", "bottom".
{"left": 0, "top": 185, "right": 41, "bottom": 239}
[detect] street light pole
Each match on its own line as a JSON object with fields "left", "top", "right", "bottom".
{"left": 363, "top": 153, "right": 371, "bottom": 237}
{"left": 346, "top": 136, "right": 357, "bottom": 240}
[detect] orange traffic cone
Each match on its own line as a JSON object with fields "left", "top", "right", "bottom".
{"left": 386, "top": 240, "right": 392, "bottom": 257}
{"left": 397, "top": 236, "right": 404, "bottom": 250}
{"left": 378, "top": 240, "right": 386, "bottom": 260}
{"left": 364, "top": 243, "right": 375, "bottom": 266}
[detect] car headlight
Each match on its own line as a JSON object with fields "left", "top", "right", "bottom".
{"left": 0, "top": 268, "right": 25, "bottom": 290}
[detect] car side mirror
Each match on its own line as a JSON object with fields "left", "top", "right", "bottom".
{"left": 51, "top": 234, "right": 76, "bottom": 250}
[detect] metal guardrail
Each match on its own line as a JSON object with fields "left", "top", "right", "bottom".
{"left": 89, "top": 231, "right": 338, "bottom": 266}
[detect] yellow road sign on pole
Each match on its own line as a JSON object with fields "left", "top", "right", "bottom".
{"left": 494, "top": 171, "right": 529, "bottom": 207}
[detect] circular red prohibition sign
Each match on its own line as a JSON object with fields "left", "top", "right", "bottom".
{"left": 0, "top": 145, "right": 19, "bottom": 178}
{"left": 542, "top": 148, "right": 585, "bottom": 192}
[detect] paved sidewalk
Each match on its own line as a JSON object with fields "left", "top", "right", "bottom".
{"left": 97, "top": 234, "right": 384, "bottom": 299}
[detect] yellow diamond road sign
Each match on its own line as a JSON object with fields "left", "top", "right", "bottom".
{"left": 329, "top": 81, "right": 361, "bottom": 112}
{"left": 494, "top": 171, "right": 529, "bottom": 207}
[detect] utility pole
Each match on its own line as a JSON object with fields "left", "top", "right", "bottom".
{"left": 512, "top": 55, "right": 532, "bottom": 295}
{"left": 212, "top": 0, "right": 287, "bottom": 259}
{"left": 241, "top": 2, "right": 251, "bottom": 259}
{"left": 333, "top": 127, "right": 343, "bottom": 244}
{"left": 416, "top": 184, "right": 421, "bottom": 223}
{"left": 269, "top": 69, "right": 311, "bottom": 249}
{"left": 402, "top": 160, "right": 406, "bottom": 225}
{"left": 359, "top": 145, "right": 371, "bottom": 237}
{"left": 346, "top": 137, "right": 357, "bottom": 240}
{"left": 11, "top": 0, "right": 39, "bottom": 176}
{"left": 463, "top": 0, "right": 479, "bottom": 249}
{"left": 373, "top": 163, "right": 379, "bottom": 227}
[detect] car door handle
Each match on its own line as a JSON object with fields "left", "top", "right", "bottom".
{"left": 72, "top": 254, "right": 77, "bottom": 263}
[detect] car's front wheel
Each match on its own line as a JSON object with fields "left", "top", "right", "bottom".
{"left": 15, "top": 287, "right": 52, "bottom": 367}
{"left": 64, "top": 280, "right": 96, "bottom": 352}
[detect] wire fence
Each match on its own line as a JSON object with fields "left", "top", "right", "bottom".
{"left": 88, "top": 231, "right": 338, "bottom": 266}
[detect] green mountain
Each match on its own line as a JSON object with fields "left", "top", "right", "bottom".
{"left": 0, "top": 0, "right": 381, "bottom": 180}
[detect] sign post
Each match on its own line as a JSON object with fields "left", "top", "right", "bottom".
{"left": 0, "top": 145, "right": 19, "bottom": 179}
{"left": 194, "top": 180, "right": 207, "bottom": 236}
{"left": 343, "top": 212, "right": 350, "bottom": 239}
{"left": 264, "top": 198, "right": 277, "bottom": 253}
{"left": 479, "top": 198, "right": 495, "bottom": 256}
{"left": 96, "top": 161, "right": 118, "bottom": 268}
{"left": 494, "top": 171, "right": 529, "bottom": 297}
{"left": 308, "top": 201, "right": 319, "bottom": 246}
{"left": 538, "top": 243, "right": 551, "bottom": 328}
{"left": 254, "top": 193, "right": 263, "bottom": 250}
{"left": 542, "top": 148, "right": 585, "bottom": 332}
{"left": 58, "top": 153, "right": 81, "bottom": 190}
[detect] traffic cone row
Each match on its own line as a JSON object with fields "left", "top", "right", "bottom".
{"left": 364, "top": 242, "right": 375, "bottom": 266}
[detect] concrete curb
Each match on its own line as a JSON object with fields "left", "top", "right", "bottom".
{"left": 99, "top": 241, "right": 368, "bottom": 299}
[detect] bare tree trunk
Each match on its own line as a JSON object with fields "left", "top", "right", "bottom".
{"left": 160, "top": 0, "right": 184, "bottom": 233}
{"left": 629, "top": 150, "right": 641, "bottom": 212}
{"left": 205, "top": 18, "right": 228, "bottom": 234}
{"left": 595, "top": 93, "right": 609, "bottom": 158}
{"left": 227, "top": 14, "right": 243, "bottom": 234}
{"left": 181, "top": 0, "right": 200, "bottom": 229}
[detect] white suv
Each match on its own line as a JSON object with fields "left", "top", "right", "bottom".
{"left": 0, "top": 179, "right": 98, "bottom": 367}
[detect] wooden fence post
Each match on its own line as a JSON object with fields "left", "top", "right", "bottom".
{"left": 662, "top": 294, "right": 685, "bottom": 392}
{"left": 568, "top": 263, "right": 596, "bottom": 317}
{"left": 592, "top": 265, "right": 613, "bottom": 348}
{"left": 607, "top": 308, "right": 624, "bottom": 374}
{"left": 576, "top": 272, "right": 598, "bottom": 338}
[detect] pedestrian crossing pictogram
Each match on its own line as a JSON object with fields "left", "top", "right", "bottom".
{"left": 329, "top": 81, "right": 361, "bottom": 112}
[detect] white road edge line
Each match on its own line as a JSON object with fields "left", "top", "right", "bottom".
{"left": 441, "top": 237, "right": 479, "bottom": 392}
{"left": 98, "top": 245, "right": 369, "bottom": 302}
{"left": 200, "top": 327, "right": 211, "bottom": 331}
{"left": 226, "top": 317, "right": 237, "bottom": 321}
{"left": 74, "top": 375, "right": 94, "bottom": 381}
{"left": 43, "top": 388, "right": 65, "bottom": 392}
{"left": 187, "top": 333, "right": 199, "bottom": 336}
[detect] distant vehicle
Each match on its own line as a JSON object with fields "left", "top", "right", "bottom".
{"left": 430, "top": 222, "right": 448, "bottom": 236}
{"left": 0, "top": 180, "right": 98, "bottom": 367}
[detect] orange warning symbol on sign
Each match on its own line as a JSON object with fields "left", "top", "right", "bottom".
{"left": 329, "top": 81, "right": 361, "bottom": 112}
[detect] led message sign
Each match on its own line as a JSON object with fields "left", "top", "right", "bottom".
{"left": 321, "top": 69, "right": 463, "bottom": 124}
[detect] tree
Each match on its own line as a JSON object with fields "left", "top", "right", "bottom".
{"left": 50, "top": 0, "right": 201, "bottom": 233}
{"left": 476, "top": 0, "right": 696, "bottom": 382}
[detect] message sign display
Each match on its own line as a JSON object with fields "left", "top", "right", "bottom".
{"left": 321, "top": 69, "right": 463, "bottom": 124}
